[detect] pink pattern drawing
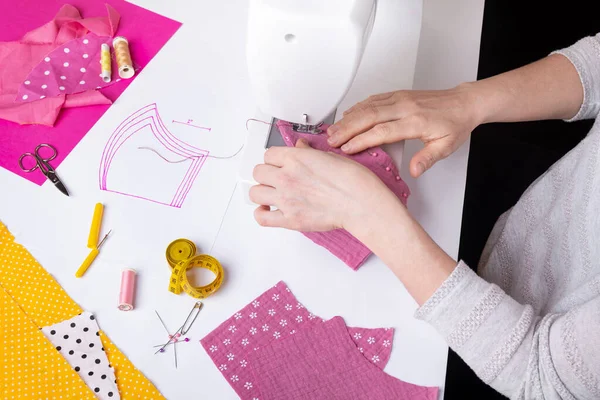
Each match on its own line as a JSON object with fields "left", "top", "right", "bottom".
{"left": 99, "top": 103, "right": 209, "bottom": 208}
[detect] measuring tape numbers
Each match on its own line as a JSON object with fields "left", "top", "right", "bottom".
{"left": 166, "top": 239, "right": 224, "bottom": 299}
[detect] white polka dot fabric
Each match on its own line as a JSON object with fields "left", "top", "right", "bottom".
{"left": 42, "top": 312, "right": 120, "bottom": 399}
{"left": 16, "top": 33, "right": 115, "bottom": 103}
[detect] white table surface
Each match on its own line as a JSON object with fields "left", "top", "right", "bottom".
{"left": 0, "top": 1, "right": 484, "bottom": 399}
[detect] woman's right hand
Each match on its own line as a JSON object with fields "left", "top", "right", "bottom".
{"left": 326, "top": 84, "right": 484, "bottom": 178}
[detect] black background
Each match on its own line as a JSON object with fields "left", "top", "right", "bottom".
{"left": 445, "top": 2, "right": 597, "bottom": 399}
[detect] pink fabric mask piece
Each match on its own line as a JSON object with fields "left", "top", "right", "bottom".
{"left": 17, "top": 33, "right": 115, "bottom": 103}
{"left": 277, "top": 121, "right": 410, "bottom": 270}
{"left": 248, "top": 316, "right": 439, "bottom": 400}
{"left": 201, "top": 281, "right": 395, "bottom": 400}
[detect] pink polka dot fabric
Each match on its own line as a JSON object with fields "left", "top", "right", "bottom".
{"left": 277, "top": 121, "right": 411, "bottom": 270}
{"left": 200, "top": 281, "right": 395, "bottom": 400}
{"left": 16, "top": 33, "right": 114, "bottom": 103}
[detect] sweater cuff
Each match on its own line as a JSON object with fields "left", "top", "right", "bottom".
{"left": 551, "top": 34, "right": 600, "bottom": 121}
{"left": 414, "top": 261, "right": 534, "bottom": 388}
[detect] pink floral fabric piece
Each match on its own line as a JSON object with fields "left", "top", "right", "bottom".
{"left": 249, "top": 316, "right": 438, "bottom": 400}
{"left": 200, "top": 281, "right": 394, "bottom": 400}
{"left": 277, "top": 121, "right": 410, "bottom": 270}
{"left": 16, "top": 33, "right": 115, "bottom": 103}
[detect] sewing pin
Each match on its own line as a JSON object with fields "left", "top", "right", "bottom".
{"left": 154, "top": 302, "right": 203, "bottom": 355}
{"left": 155, "top": 310, "right": 178, "bottom": 368}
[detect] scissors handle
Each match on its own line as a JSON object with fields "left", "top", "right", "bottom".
{"left": 18, "top": 144, "right": 58, "bottom": 173}
{"left": 35, "top": 143, "right": 58, "bottom": 162}
{"left": 18, "top": 153, "right": 38, "bottom": 173}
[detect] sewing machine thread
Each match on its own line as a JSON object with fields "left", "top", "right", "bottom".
{"left": 100, "top": 43, "right": 111, "bottom": 83}
{"left": 118, "top": 268, "right": 137, "bottom": 311}
{"left": 112, "top": 36, "right": 135, "bottom": 79}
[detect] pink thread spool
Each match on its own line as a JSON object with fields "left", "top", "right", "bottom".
{"left": 118, "top": 268, "right": 136, "bottom": 311}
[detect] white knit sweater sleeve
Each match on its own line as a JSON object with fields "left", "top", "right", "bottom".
{"left": 552, "top": 33, "right": 600, "bottom": 121}
{"left": 414, "top": 262, "right": 600, "bottom": 399}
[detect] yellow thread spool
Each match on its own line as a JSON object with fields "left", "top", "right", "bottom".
{"left": 100, "top": 43, "right": 111, "bottom": 83}
{"left": 112, "top": 36, "right": 135, "bottom": 79}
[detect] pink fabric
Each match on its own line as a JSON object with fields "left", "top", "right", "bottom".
{"left": 63, "top": 90, "right": 112, "bottom": 108}
{"left": 0, "top": 4, "right": 118, "bottom": 125}
{"left": 0, "top": 0, "right": 181, "bottom": 185}
{"left": 201, "top": 281, "right": 395, "bottom": 400}
{"left": 20, "top": 3, "right": 119, "bottom": 44}
{"left": 17, "top": 33, "right": 115, "bottom": 103}
{"left": 248, "top": 316, "right": 439, "bottom": 400}
{"left": 277, "top": 121, "right": 411, "bottom": 270}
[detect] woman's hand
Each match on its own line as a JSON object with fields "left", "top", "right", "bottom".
{"left": 251, "top": 140, "right": 456, "bottom": 305}
{"left": 250, "top": 139, "right": 398, "bottom": 232}
{"left": 326, "top": 84, "right": 483, "bottom": 178}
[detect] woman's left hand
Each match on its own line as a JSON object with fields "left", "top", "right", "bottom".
{"left": 250, "top": 139, "right": 397, "bottom": 232}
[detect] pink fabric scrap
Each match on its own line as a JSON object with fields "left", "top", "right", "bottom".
{"left": 248, "top": 316, "right": 439, "bottom": 400}
{"left": 277, "top": 121, "right": 410, "bottom": 270}
{"left": 0, "top": 4, "right": 119, "bottom": 126}
{"left": 201, "top": 281, "right": 395, "bottom": 400}
{"left": 16, "top": 33, "right": 116, "bottom": 103}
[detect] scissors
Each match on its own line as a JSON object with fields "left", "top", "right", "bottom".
{"left": 19, "top": 144, "right": 69, "bottom": 196}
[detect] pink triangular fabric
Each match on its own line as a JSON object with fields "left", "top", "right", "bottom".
{"left": 277, "top": 121, "right": 410, "bottom": 270}
{"left": 201, "top": 281, "right": 395, "bottom": 400}
{"left": 248, "top": 316, "right": 439, "bottom": 400}
{"left": 0, "top": 3, "right": 120, "bottom": 126}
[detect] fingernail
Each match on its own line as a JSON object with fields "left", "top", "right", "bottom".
{"left": 327, "top": 125, "right": 339, "bottom": 136}
{"left": 416, "top": 162, "right": 425, "bottom": 176}
{"left": 327, "top": 136, "right": 336, "bottom": 145}
{"left": 341, "top": 144, "right": 351, "bottom": 152}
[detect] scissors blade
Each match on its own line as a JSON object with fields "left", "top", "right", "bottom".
{"left": 54, "top": 179, "right": 69, "bottom": 196}
{"left": 42, "top": 161, "right": 69, "bottom": 197}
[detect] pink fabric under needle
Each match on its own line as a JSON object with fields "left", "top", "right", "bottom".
{"left": 200, "top": 281, "right": 395, "bottom": 400}
{"left": 248, "top": 316, "right": 439, "bottom": 400}
{"left": 277, "top": 121, "right": 410, "bottom": 270}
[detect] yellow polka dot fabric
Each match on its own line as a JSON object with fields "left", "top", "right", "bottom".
{"left": 0, "top": 285, "right": 96, "bottom": 400}
{"left": 0, "top": 224, "right": 82, "bottom": 326}
{"left": 0, "top": 223, "right": 165, "bottom": 399}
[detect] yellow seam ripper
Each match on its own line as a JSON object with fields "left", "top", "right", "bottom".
{"left": 76, "top": 203, "right": 111, "bottom": 278}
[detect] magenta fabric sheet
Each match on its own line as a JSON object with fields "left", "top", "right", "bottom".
{"left": 0, "top": 0, "right": 181, "bottom": 185}
{"left": 277, "top": 121, "right": 411, "bottom": 270}
{"left": 201, "top": 281, "right": 395, "bottom": 400}
{"left": 248, "top": 316, "right": 439, "bottom": 400}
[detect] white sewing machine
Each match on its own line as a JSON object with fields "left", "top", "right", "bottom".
{"left": 239, "top": 0, "right": 377, "bottom": 203}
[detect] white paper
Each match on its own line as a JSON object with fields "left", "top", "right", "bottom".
{"left": 0, "top": 0, "right": 486, "bottom": 398}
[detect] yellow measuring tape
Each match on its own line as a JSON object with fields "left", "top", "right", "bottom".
{"left": 166, "top": 239, "right": 224, "bottom": 299}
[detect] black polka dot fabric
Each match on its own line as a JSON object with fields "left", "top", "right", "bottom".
{"left": 41, "top": 311, "right": 120, "bottom": 399}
